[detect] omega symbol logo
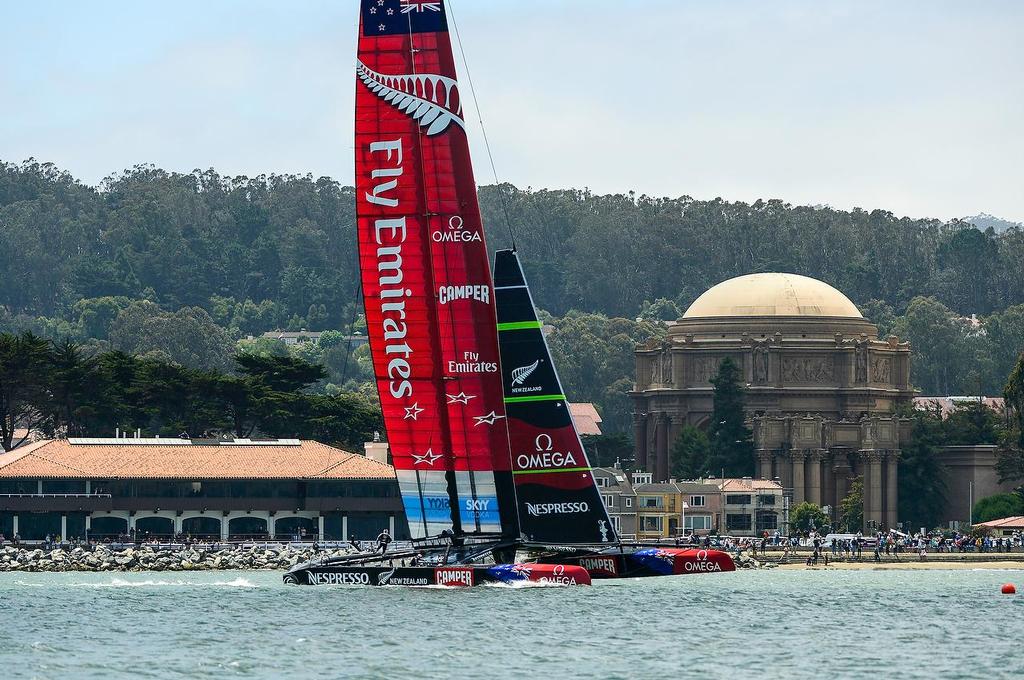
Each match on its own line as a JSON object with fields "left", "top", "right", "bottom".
{"left": 448, "top": 215, "right": 464, "bottom": 230}
{"left": 535, "top": 434, "right": 553, "bottom": 452}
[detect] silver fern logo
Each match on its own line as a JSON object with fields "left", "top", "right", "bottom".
{"left": 511, "top": 360, "right": 540, "bottom": 386}
{"left": 510, "top": 359, "right": 543, "bottom": 394}
{"left": 357, "top": 60, "right": 465, "bottom": 136}
{"left": 377, "top": 566, "right": 397, "bottom": 586}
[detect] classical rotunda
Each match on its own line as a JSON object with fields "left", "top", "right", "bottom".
{"left": 632, "top": 273, "right": 914, "bottom": 531}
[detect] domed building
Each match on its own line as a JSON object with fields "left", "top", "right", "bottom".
{"left": 632, "top": 273, "right": 914, "bottom": 532}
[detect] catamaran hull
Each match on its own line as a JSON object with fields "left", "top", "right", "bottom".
{"left": 545, "top": 548, "right": 736, "bottom": 579}
{"left": 283, "top": 563, "right": 591, "bottom": 587}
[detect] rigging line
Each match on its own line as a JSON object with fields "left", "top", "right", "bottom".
{"left": 338, "top": 251, "right": 363, "bottom": 387}
{"left": 447, "top": 0, "right": 517, "bottom": 252}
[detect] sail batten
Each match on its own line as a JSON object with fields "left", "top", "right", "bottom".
{"left": 356, "top": 0, "right": 515, "bottom": 540}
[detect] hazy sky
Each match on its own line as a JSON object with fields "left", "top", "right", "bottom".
{"left": 2, "top": 1, "right": 1021, "bottom": 221}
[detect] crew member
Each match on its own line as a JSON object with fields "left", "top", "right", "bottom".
{"left": 376, "top": 528, "right": 393, "bottom": 555}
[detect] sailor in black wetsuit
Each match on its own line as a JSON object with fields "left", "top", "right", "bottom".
{"left": 376, "top": 528, "right": 392, "bottom": 555}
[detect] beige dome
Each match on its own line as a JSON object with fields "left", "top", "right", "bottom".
{"left": 683, "top": 273, "right": 862, "bottom": 319}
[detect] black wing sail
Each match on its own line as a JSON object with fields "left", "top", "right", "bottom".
{"left": 494, "top": 249, "right": 616, "bottom": 544}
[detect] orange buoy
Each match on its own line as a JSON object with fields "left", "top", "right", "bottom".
{"left": 1001, "top": 583, "right": 1016, "bottom": 595}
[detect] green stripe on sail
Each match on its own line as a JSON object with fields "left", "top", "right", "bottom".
{"left": 513, "top": 467, "right": 591, "bottom": 476}
{"left": 504, "top": 394, "right": 565, "bottom": 403}
{"left": 497, "top": 321, "right": 543, "bottom": 331}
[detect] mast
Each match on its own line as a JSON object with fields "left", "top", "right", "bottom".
{"left": 354, "top": 0, "right": 516, "bottom": 540}
{"left": 494, "top": 250, "right": 616, "bottom": 544}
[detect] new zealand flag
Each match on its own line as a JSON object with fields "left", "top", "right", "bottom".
{"left": 362, "top": 0, "right": 448, "bottom": 36}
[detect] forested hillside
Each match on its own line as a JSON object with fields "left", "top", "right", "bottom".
{"left": 2, "top": 159, "right": 1023, "bottom": 434}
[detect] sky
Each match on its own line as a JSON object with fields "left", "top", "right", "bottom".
{"left": 1, "top": 0, "right": 1021, "bottom": 222}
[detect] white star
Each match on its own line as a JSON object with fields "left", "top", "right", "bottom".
{"left": 446, "top": 392, "right": 476, "bottom": 405}
{"left": 377, "top": 0, "right": 385, "bottom": 5}
{"left": 378, "top": 23, "right": 386, "bottom": 31}
{"left": 386, "top": 8, "right": 394, "bottom": 14}
{"left": 369, "top": 6, "right": 376, "bottom": 13}
{"left": 404, "top": 403, "right": 424, "bottom": 421}
{"left": 474, "top": 411, "right": 506, "bottom": 426}
{"left": 412, "top": 449, "right": 442, "bottom": 466}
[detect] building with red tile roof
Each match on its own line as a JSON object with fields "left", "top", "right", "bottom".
{"left": 0, "top": 438, "right": 404, "bottom": 543}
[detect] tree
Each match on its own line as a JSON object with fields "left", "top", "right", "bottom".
{"left": 638, "top": 298, "right": 682, "bottom": 322}
{"left": 109, "top": 302, "right": 235, "bottom": 372}
{"left": 581, "top": 433, "right": 634, "bottom": 469}
{"left": 892, "top": 297, "right": 984, "bottom": 395}
{"left": 898, "top": 406, "right": 949, "bottom": 529}
{"left": 790, "top": 502, "right": 830, "bottom": 534}
{"left": 996, "top": 351, "right": 1024, "bottom": 482}
{"left": 670, "top": 425, "right": 711, "bottom": 479}
{"left": 0, "top": 332, "right": 52, "bottom": 450}
{"left": 838, "top": 477, "right": 864, "bottom": 532}
{"left": 972, "top": 493, "right": 1024, "bottom": 524}
{"left": 944, "top": 401, "right": 1001, "bottom": 445}
{"left": 704, "top": 358, "right": 755, "bottom": 477}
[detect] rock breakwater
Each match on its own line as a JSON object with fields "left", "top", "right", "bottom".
{"left": 0, "top": 545, "right": 353, "bottom": 572}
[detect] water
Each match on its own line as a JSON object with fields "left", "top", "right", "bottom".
{"left": 1, "top": 569, "right": 1022, "bottom": 679}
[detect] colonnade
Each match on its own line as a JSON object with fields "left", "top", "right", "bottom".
{"left": 758, "top": 448, "right": 899, "bottom": 531}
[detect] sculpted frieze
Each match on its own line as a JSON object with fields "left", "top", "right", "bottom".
{"left": 781, "top": 356, "right": 834, "bottom": 384}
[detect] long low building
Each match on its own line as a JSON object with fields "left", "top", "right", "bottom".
{"left": 0, "top": 438, "right": 407, "bottom": 542}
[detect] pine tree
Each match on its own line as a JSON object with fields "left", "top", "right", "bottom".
{"left": 706, "top": 357, "right": 755, "bottom": 477}
{"left": 670, "top": 425, "right": 711, "bottom": 479}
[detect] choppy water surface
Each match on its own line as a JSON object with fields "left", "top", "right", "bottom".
{"left": 1, "top": 568, "right": 1022, "bottom": 679}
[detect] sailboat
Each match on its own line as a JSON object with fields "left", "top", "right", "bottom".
{"left": 283, "top": 0, "right": 587, "bottom": 587}
{"left": 494, "top": 250, "right": 735, "bottom": 578}
{"left": 285, "top": 0, "right": 731, "bottom": 586}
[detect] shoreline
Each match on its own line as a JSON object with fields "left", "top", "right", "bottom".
{"left": 777, "top": 559, "right": 1024, "bottom": 571}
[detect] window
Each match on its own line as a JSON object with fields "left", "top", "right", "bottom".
{"left": 688, "top": 495, "right": 706, "bottom": 507}
{"left": 610, "top": 516, "right": 621, "bottom": 532}
{"left": 640, "top": 496, "right": 662, "bottom": 509}
{"left": 726, "top": 514, "right": 752, "bottom": 531}
{"left": 625, "top": 497, "right": 633, "bottom": 508}
{"left": 726, "top": 494, "right": 752, "bottom": 506}
{"left": 633, "top": 473, "right": 653, "bottom": 485}
{"left": 603, "top": 495, "right": 614, "bottom": 508}
{"left": 642, "top": 516, "right": 663, "bottom": 532}
{"left": 685, "top": 515, "right": 712, "bottom": 531}
{"left": 596, "top": 477, "right": 609, "bottom": 487}
{"left": 758, "top": 494, "right": 776, "bottom": 506}
{"left": 756, "top": 511, "right": 778, "bottom": 532}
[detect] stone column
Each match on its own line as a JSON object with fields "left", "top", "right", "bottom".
{"left": 269, "top": 514, "right": 277, "bottom": 540}
{"left": 341, "top": 515, "right": 347, "bottom": 542}
{"left": 633, "top": 413, "right": 648, "bottom": 472}
{"left": 655, "top": 416, "right": 669, "bottom": 482}
{"left": 868, "top": 452, "right": 883, "bottom": 529}
{"left": 791, "top": 451, "right": 806, "bottom": 505}
{"left": 859, "top": 451, "right": 872, "bottom": 531}
{"left": 756, "top": 450, "right": 773, "bottom": 480}
{"left": 318, "top": 515, "right": 326, "bottom": 541}
{"left": 61, "top": 514, "right": 67, "bottom": 541}
{"left": 220, "top": 518, "right": 229, "bottom": 542}
{"left": 807, "top": 451, "right": 822, "bottom": 506}
{"left": 12, "top": 514, "right": 18, "bottom": 536}
{"left": 173, "top": 514, "right": 182, "bottom": 535}
{"left": 886, "top": 451, "right": 899, "bottom": 530}
{"left": 389, "top": 515, "right": 396, "bottom": 536}
{"left": 822, "top": 453, "right": 835, "bottom": 511}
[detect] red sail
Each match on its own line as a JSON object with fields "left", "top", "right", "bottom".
{"left": 355, "top": 0, "right": 515, "bottom": 539}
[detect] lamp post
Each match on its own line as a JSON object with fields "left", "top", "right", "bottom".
{"left": 682, "top": 501, "right": 689, "bottom": 539}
